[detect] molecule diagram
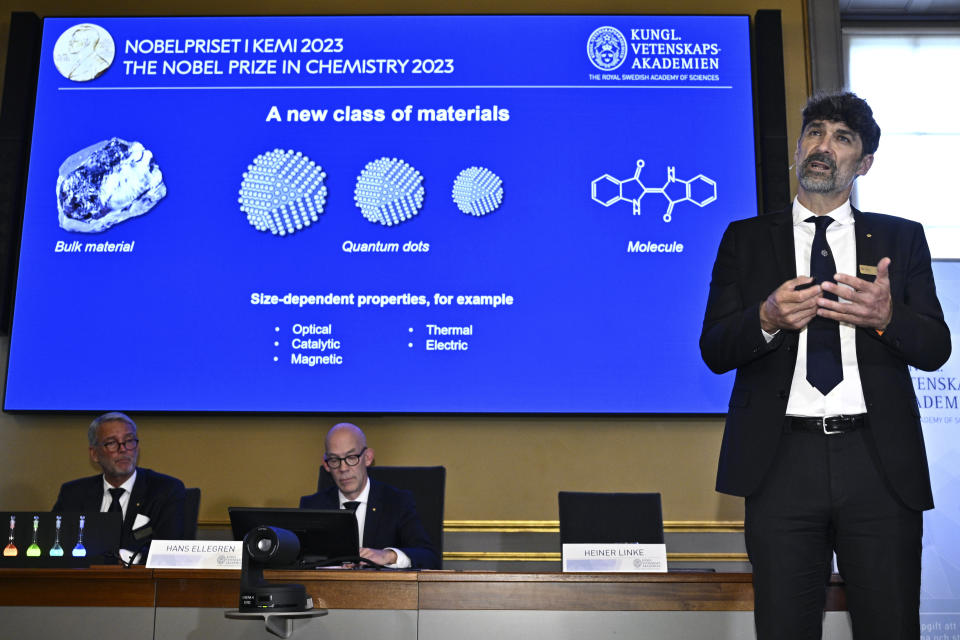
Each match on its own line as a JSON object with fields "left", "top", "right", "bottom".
{"left": 591, "top": 159, "right": 716, "bottom": 222}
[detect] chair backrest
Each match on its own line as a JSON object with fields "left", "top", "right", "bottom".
{"left": 558, "top": 491, "right": 663, "bottom": 544}
{"left": 183, "top": 487, "right": 201, "bottom": 540}
{"left": 318, "top": 465, "right": 445, "bottom": 566}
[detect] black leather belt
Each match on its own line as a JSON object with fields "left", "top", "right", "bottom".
{"left": 788, "top": 414, "right": 866, "bottom": 435}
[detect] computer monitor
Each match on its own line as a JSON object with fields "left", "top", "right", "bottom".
{"left": 228, "top": 507, "right": 359, "bottom": 568}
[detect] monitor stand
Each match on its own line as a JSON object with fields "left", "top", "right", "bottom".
{"left": 224, "top": 605, "right": 327, "bottom": 638}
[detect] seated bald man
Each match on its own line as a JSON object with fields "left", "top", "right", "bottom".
{"left": 299, "top": 423, "right": 440, "bottom": 569}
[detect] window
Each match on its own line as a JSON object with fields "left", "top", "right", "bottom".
{"left": 844, "top": 29, "right": 960, "bottom": 259}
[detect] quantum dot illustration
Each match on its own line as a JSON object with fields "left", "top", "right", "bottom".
{"left": 354, "top": 157, "right": 424, "bottom": 226}
{"left": 239, "top": 149, "right": 327, "bottom": 237}
{"left": 452, "top": 167, "right": 504, "bottom": 217}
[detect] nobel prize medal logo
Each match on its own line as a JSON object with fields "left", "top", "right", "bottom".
{"left": 53, "top": 24, "right": 115, "bottom": 82}
{"left": 587, "top": 26, "right": 628, "bottom": 71}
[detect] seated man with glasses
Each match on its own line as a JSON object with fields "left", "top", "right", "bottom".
{"left": 299, "top": 422, "right": 439, "bottom": 569}
{"left": 53, "top": 411, "right": 186, "bottom": 563}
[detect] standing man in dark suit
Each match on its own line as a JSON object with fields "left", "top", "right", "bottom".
{"left": 53, "top": 412, "right": 186, "bottom": 563}
{"left": 700, "top": 92, "right": 950, "bottom": 639}
{"left": 299, "top": 423, "right": 439, "bottom": 569}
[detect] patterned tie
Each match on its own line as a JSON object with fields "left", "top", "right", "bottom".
{"left": 107, "top": 487, "right": 124, "bottom": 514}
{"left": 343, "top": 501, "right": 360, "bottom": 513}
{"left": 805, "top": 215, "right": 843, "bottom": 395}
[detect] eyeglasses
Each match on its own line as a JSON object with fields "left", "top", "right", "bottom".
{"left": 99, "top": 437, "right": 139, "bottom": 452}
{"left": 325, "top": 447, "right": 367, "bottom": 469}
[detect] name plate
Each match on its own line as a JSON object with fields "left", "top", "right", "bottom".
{"left": 146, "top": 540, "right": 243, "bottom": 569}
{"left": 562, "top": 543, "right": 667, "bottom": 573}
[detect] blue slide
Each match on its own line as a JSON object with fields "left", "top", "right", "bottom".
{"left": 6, "top": 15, "right": 755, "bottom": 412}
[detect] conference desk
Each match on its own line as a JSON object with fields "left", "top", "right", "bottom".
{"left": 0, "top": 568, "right": 853, "bottom": 639}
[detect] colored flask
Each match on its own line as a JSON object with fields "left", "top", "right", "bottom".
{"left": 49, "top": 515, "right": 64, "bottom": 557}
{"left": 71, "top": 515, "right": 87, "bottom": 557}
{"left": 3, "top": 515, "right": 16, "bottom": 557}
{"left": 26, "top": 515, "right": 41, "bottom": 557}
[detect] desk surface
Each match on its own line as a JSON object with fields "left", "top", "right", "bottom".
{"left": 0, "top": 568, "right": 848, "bottom": 612}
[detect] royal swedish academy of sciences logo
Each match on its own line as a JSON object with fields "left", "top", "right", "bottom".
{"left": 586, "top": 26, "right": 628, "bottom": 71}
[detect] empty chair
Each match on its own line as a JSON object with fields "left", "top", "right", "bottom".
{"left": 558, "top": 491, "right": 663, "bottom": 545}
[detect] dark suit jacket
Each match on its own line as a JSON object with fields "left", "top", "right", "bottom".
{"left": 53, "top": 467, "right": 187, "bottom": 559}
{"left": 299, "top": 479, "right": 440, "bottom": 569}
{"left": 700, "top": 208, "right": 950, "bottom": 511}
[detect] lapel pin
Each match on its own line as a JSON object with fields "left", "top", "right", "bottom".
{"left": 866, "top": 233, "right": 872, "bottom": 238}
{"left": 859, "top": 265, "right": 878, "bottom": 275}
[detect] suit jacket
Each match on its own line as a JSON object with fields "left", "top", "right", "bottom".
{"left": 299, "top": 479, "right": 440, "bottom": 569}
{"left": 52, "top": 467, "right": 187, "bottom": 559}
{"left": 700, "top": 208, "right": 950, "bottom": 510}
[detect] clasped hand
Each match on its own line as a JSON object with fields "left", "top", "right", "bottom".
{"left": 341, "top": 547, "right": 398, "bottom": 569}
{"left": 359, "top": 547, "right": 397, "bottom": 566}
{"left": 759, "top": 257, "right": 892, "bottom": 333}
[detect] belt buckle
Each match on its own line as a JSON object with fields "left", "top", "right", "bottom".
{"left": 822, "top": 416, "right": 841, "bottom": 436}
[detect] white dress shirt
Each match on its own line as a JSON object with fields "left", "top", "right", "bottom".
{"left": 100, "top": 470, "right": 141, "bottom": 563}
{"left": 338, "top": 479, "right": 411, "bottom": 568}
{"left": 784, "top": 198, "right": 868, "bottom": 417}
{"left": 99, "top": 470, "right": 137, "bottom": 518}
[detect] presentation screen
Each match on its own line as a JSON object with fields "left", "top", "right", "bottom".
{"left": 4, "top": 14, "right": 755, "bottom": 412}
